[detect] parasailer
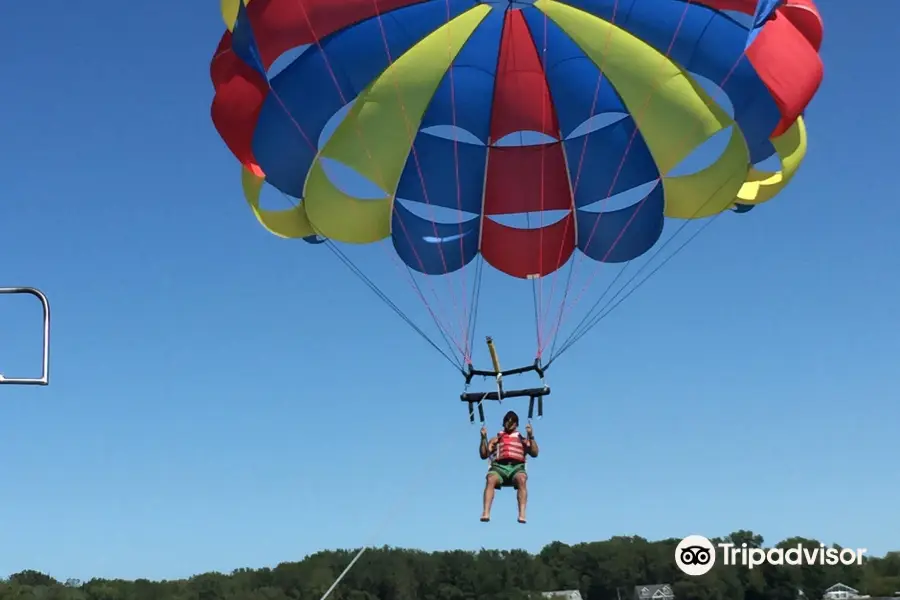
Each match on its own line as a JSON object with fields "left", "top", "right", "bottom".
{"left": 479, "top": 410, "right": 538, "bottom": 523}
{"left": 210, "top": 0, "right": 825, "bottom": 519}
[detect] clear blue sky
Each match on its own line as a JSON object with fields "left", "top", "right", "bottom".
{"left": 1, "top": 0, "right": 897, "bottom": 583}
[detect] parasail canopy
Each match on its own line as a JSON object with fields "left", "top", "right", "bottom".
{"left": 210, "top": 0, "right": 824, "bottom": 373}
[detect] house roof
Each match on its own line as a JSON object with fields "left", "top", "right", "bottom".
{"left": 825, "top": 584, "right": 860, "bottom": 595}
{"left": 634, "top": 584, "right": 675, "bottom": 600}
{"left": 541, "top": 591, "right": 583, "bottom": 600}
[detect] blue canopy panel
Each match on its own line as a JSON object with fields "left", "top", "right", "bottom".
{"left": 230, "top": 1, "right": 266, "bottom": 77}
{"left": 390, "top": 8, "right": 505, "bottom": 275}
{"left": 392, "top": 201, "right": 481, "bottom": 275}
{"left": 522, "top": 10, "right": 659, "bottom": 206}
{"left": 559, "top": 0, "right": 782, "bottom": 163}
{"left": 392, "top": 3, "right": 674, "bottom": 274}
{"left": 394, "top": 135, "right": 488, "bottom": 215}
{"left": 248, "top": 0, "right": 476, "bottom": 199}
{"left": 746, "top": 0, "right": 784, "bottom": 47}
{"left": 522, "top": 7, "right": 665, "bottom": 263}
{"left": 417, "top": 8, "right": 505, "bottom": 144}
{"left": 394, "top": 8, "right": 504, "bottom": 214}
{"left": 577, "top": 182, "right": 666, "bottom": 263}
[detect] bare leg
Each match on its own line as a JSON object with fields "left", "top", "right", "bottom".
{"left": 481, "top": 474, "right": 499, "bottom": 521}
{"left": 514, "top": 473, "right": 527, "bottom": 523}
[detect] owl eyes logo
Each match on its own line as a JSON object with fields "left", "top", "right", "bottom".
{"left": 675, "top": 535, "right": 717, "bottom": 576}
{"left": 681, "top": 546, "right": 712, "bottom": 565}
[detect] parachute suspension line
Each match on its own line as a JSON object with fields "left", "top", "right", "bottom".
{"left": 400, "top": 262, "right": 467, "bottom": 368}
{"left": 533, "top": 9, "right": 580, "bottom": 362}
{"left": 260, "top": 96, "right": 469, "bottom": 363}
{"left": 382, "top": 249, "right": 469, "bottom": 360}
{"left": 538, "top": 0, "right": 625, "bottom": 354}
{"left": 543, "top": 0, "right": 760, "bottom": 355}
{"left": 550, "top": 150, "right": 743, "bottom": 362}
{"left": 288, "top": 41, "right": 470, "bottom": 364}
{"left": 323, "top": 240, "right": 463, "bottom": 370}
{"left": 540, "top": 0, "right": 697, "bottom": 351}
{"left": 531, "top": 276, "right": 542, "bottom": 353}
{"left": 464, "top": 256, "right": 486, "bottom": 365}
{"left": 536, "top": 7, "right": 550, "bottom": 356}
{"left": 549, "top": 260, "right": 633, "bottom": 359}
{"left": 285, "top": 0, "right": 471, "bottom": 358}
{"left": 550, "top": 210, "right": 721, "bottom": 362}
{"left": 441, "top": 0, "right": 474, "bottom": 361}
{"left": 365, "top": 0, "right": 472, "bottom": 349}
{"left": 524, "top": 211, "right": 544, "bottom": 356}
{"left": 276, "top": 182, "right": 464, "bottom": 369}
{"left": 539, "top": 137, "right": 581, "bottom": 359}
{"left": 243, "top": 11, "right": 493, "bottom": 596}
{"left": 544, "top": 258, "right": 577, "bottom": 360}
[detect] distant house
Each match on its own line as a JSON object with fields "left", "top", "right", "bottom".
{"left": 542, "top": 590, "right": 583, "bottom": 600}
{"left": 825, "top": 584, "right": 862, "bottom": 600}
{"left": 634, "top": 584, "right": 675, "bottom": 600}
{"left": 822, "top": 583, "right": 900, "bottom": 600}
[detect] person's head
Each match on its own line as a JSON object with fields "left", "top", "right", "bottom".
{"left": 502, "top": 410, "right": 519, "bottom": 433}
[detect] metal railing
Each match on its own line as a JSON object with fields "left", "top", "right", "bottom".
{"left": 0, "top": 287, "right": 50, "bottom": 385}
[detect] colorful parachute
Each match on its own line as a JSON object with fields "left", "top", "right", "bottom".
{"left": 210, "top": 0, "right": 823, "bottom": 369}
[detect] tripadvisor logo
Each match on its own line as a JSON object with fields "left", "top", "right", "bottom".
{"left": 675, "top": 535, "right": 868, "bottom": 576}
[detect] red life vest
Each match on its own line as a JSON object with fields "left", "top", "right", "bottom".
{"left": 495, "top": 431, "right": 527, "bottom": 462}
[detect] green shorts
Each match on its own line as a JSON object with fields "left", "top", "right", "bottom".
{"left": 488, "top": 461, "right": 526, "bottom": 488}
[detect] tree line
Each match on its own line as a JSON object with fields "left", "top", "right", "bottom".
{"left": 2, "top": 531, "right": 898, "bottom": 600}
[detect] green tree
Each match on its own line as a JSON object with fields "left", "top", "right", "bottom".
{"left": 2, "top": 532, "right": 897, "bottom": 600}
